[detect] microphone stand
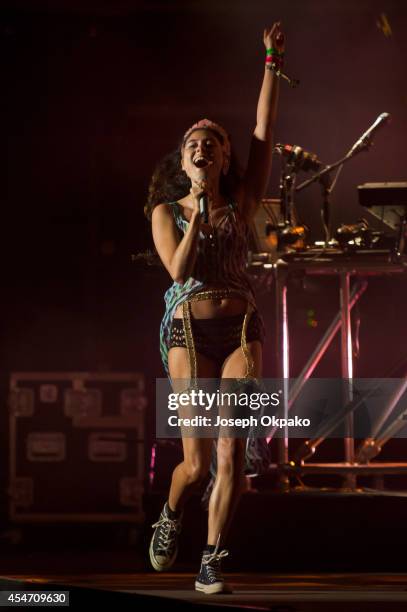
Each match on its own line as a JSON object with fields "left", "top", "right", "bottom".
{"left": 319, "top": 171, "right": 332, "bottom": 245}
{"left": 280, "top": 160, "right": 297, "bottom": 228}
{"left": 295, "top": 135, "right": 375, "bottom": 246}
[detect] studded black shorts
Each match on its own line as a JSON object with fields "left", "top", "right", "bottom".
{"left": 168, "top": 310, "right": 265, "bottom": 365}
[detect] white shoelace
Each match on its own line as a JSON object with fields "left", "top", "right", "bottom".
{"left": 152, "top": 515, "right": 182, "bottom": 553}
{"left": 202, "top": 546, "right": 229, "bottom": 581}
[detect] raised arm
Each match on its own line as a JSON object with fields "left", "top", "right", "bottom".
{"left": 240, "top": 22, "right": 285, "bottom": 223}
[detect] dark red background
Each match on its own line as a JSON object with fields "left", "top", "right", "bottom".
{"left": 1, "top": 0, "right": 406, "bottom": 385}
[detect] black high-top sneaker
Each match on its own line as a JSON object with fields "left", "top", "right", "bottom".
{"left": 195, "top": 543, "right": 231, "bottom": 594}
{"left": 149, "top": 501, "right": 183, "bottom": 572}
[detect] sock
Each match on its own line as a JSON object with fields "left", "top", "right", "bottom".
{"left": 204, "top": 544, "right": 216, "bottom": 554}
{"left": 165, "top": 501, "right": 181, "bottom": 519}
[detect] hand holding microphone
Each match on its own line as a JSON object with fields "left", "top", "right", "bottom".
{"left": 190, "top": 178, "right": 211, "bottom": 224}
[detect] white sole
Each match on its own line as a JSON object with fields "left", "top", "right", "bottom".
{"left": 149, "top": 538, "right": 176, "bottom": 572}
{"left": 195, "top": 580, "right": 230, "bottom": 594}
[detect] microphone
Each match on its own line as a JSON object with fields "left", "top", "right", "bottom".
{"left": 199, "top": 194, "right": 209, "bottom": 224}
{"left": 274, "top": 143, "right": 322, "bottom": 172}
{"left": 193, "top": 159, "right": 211, "bottom": 223}
{"left": 350, "top": 112, "right": 391, "bottom": 153}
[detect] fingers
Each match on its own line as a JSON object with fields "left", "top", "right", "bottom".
{"left": 190, "top": 181, "right": 212, "bottom": 217}
{"left": 190, "top": 180, "right": 211, "bottom": 202}
{"left": 276, "top": 30, "right": 285, "bottom": 47}
{"left": 266, "top": 21, "right": 280, "bottom": 33}
{"left": 191, "top": 178, "right": 209, "bottom": 192}
{"left": 264, "top": 21, "right": 284, "bottom": 49}
{"left": 264, "top": 22, "right": 282, "bottom": 40}
{"left": 264, "top": 26, "right": 274, "bottom": 39}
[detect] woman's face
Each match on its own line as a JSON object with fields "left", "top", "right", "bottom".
{"left": 181, "top": 129, "right": 225, "bottom": 183}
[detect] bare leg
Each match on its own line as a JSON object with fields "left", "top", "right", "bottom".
{"left": 167, "top": 346, "right": 218, "bottom": 512}
{"left": 207, "top": 341, "right": 263, "bottom": 545}
{"left": 207, "top": 437, "right": 246, "bottom": 545}
{"left": 168, "top": 437, "right": 213, "bottom": 511}
{"left": 150, "top": 345, "right": 219, "bottom": 573}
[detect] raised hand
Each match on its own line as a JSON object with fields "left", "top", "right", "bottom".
{"left": 263, "top": 21, "right": 285, "bottom": 54}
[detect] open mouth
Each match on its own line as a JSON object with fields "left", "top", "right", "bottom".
{"left": 193, "top": 156, "right": 213, "bottom": 168}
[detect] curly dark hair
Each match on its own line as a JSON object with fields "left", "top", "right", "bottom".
{"left": 144, "top": 129, "right": 243, "bottom": 221}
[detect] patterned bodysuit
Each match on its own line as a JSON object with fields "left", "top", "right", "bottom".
{"left": 159, "top": 200, "right": 265, "bottom": 378}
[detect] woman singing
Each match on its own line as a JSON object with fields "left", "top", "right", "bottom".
{"left": 145, "top": 22, "right": 285, "bottom": 594}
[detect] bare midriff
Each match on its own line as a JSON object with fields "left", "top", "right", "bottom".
{"left": 173, "top": 291, "right": 248, "bottom": 319}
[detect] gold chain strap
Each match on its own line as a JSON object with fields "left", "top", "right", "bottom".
{"left": 186, "top": 289, "right": 236, "bottom": 302}
{"left": 240, "top": 303, "right": 255, "bottom": 379}
{"left": 182, "top": 300, "right": 197, "bottom": 383}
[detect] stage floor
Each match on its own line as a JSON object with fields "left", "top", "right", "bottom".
{"left": 2, "top": 572, "right": 407, "bottom": 611}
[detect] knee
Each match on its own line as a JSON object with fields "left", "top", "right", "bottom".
{"left": 217, "top": 438, "right": 245, "bottom": 477}
{"left": 183, "top": 461, "right": 209, "bottom": 485}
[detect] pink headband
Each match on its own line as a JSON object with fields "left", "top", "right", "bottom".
{"left": 181, "top": 118, "right": 231, "bottom": 160}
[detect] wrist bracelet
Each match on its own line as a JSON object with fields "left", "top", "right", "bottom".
{"left": 266, "top": 64, "right": 281, "bottom": 73}
{"left": 266, "top": 47, "right": 284, "bottom": 57}
{"left": 266, "top": 56, "right": 284, "bottom": 69}
{"left": 266, "top": 60, "right": 284, "bottom": 73}
{"left": 265, "top": 45, "right": 285, "bottom": 72}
